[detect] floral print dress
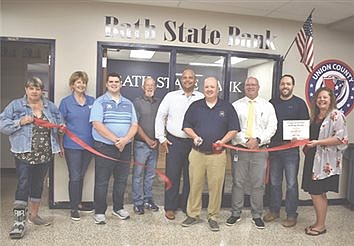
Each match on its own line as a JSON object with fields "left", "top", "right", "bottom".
{"left": 301, "top": 109, "right": 348, "bottom": 195}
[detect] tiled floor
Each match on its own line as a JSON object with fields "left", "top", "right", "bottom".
{"left": 1, "top": 171, "right": 354, "bottom": 246}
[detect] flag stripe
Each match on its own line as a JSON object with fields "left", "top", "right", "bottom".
{"left": 295, "top": 13, "right": 314, "bottom": 72}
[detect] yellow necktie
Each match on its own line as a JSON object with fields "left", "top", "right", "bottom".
{"left": 246, "top": 100, "right": 254, "bottom": 138}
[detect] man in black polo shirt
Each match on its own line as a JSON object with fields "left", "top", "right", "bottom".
{"left": 181, "top": 77, "right": 240, "bottom": 231}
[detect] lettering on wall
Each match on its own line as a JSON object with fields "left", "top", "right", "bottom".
{"left": 104, "top": 16, "right": 276, "bottom": 50}
{"left": 105, "top": 16, "right": 156, "bottom": 39}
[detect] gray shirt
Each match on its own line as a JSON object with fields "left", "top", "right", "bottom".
{"left": 133, "top": 95, "right": 161, "bottom": 142}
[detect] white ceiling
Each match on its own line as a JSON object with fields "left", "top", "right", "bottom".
{"left": 95, "top": 0, "right": 354, "bottom": 33}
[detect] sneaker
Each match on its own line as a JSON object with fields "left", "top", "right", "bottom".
{"left": 70, "top": 210, "right": 80, "bottom": 221}
{"left": 10, "top": 208, "right": 27, "bottom": 239}
{"left": 144, "top": 200, "right": 159, "bottom": 212}
{"left": 263, "top": 212, "right": 280, "bottom": 222}
{"left": 9, "top": 222, "right": 26, "bottom": 239}
{"left": 134, "top": 205, "right": 145, "bottom": 215}
{"left": 78, "top": 203, "right": 94, "bottom": 213}
{"left": 282, "top": 217, "right": 297, "bottom": 227}
{"left": 252, "top": 218, "right": 265, "bottom": 229}
{"left": 208, "top": 219, "right": 220, "bottom": 232}
{"left": 112, "top": 209, "right": 130, "bottom": 220}
{"left": 181, "top": 216, "right": 199, "bottom": 227}
{"left": 225, "top": 216, "right": 241, "bottom": 226}
{"left": 94, "top": 214, "right": 106, "bottom": 225}
{"left": 28, "top": 215, "right": 51, "bottom": 226}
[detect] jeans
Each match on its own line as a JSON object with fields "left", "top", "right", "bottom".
{"left": 269, "top": 148, "right": 300, "bottom": 218}
{"left": 94, "top": 141, "right": 131, "bottom": 215}
{"left": 14, "top": 158, "right": 50, "bottom": 205}
{"left": 64, "top": 148, "right": 92, "bottom": 210}
{"left": 132, "top": 141, "right": 158, "bottom": 206}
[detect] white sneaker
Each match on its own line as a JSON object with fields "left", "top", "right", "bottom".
{"left": 112, "top": 209, "right": 130, "bottom": 220}
{"left": 94, "top": 214, "right": 106, "bottom": 224}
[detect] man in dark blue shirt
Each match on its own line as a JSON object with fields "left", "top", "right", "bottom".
{"left": 181, "top": 77, "right": 240, "bottom": 231}
{"left": 264, "top": 74, "right": 309, "bottom": 227}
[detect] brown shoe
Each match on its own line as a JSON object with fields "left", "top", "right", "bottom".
{"left": 263, "top": 212, "right": 280, "bottom": 222}
{"left": 282, "top": 217, "right": 297, "bottom": 227}
{"left": 165, "top": 210, "right": 175, "bottom": 220}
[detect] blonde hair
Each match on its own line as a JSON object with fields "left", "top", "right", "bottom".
{"left": 69, "top": 71, "right": 88, "bottom": 86}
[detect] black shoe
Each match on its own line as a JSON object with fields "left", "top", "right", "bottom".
{"left": 181, "top": 216, "right": 199, "bottom": 227}
{"left": 144, "top": 200, "right": 159, "bottom": 212}
{"left": 225, "top": 216, "right": 241, "bottom": 226}
{"left": 208, "top": 219, "right": 220, "bottom": 232}
{"left": 134, "top": 205, "right": 145, "bottom": 215}
{"left": 252, "top": 218, "right": 265, "bottom": 229}
{"left": 70, "top": 210, "right": 80, "bottom": 221}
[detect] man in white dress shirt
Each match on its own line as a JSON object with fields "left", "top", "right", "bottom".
{"left": 226, "top": 76, "right": 277, "bottom": 229}
{"left": 155, "top": 69, "right": 204, "bottom": 220}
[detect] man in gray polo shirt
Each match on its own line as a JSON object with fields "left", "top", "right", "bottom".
{"left": 132, "top": 77, "right": 161, "bottom": 214}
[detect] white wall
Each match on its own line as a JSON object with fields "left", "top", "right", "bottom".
{"left": 248, "top": 61, "right": 274, "bottom": 99}
{"left": 1, "top": 1, "right": 353, "bottom": 201}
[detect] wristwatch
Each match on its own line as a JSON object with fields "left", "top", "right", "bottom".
{"left": 256, "top": 137, "right": 261, "bottom": 144}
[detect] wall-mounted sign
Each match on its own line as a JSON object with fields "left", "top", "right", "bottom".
{"left": 306, "top": 59, "right": 354, "bottom": 116}
{"left": 104, "top": 16, "right": 276, "bottom": 51}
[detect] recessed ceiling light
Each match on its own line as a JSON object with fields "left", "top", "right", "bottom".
{"left": 215, "top": 57, "right": 247, "bottom": 64}
{"left": 130, "top": 50, "right": 155, "bottom": 59}
{"left": 189, "top": 62, "right": 223, "bottom": 67}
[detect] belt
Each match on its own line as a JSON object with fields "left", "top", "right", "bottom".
{"left": 134, "top": 139, "right": 146, "bottom": 143}
{"left": 192, "top": 147, "right": 215, "bottom": 155}
{"left": 235, "top": 144, "right": 268, "bottom": 149}
{"left": 272, "top": 141, "right": 291, "bottom": 146}
{"left": 167, "top": 132, "right": 190, "bottom": 142}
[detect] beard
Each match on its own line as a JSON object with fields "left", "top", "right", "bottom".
{"left": 145, "top": 91, "right": 154, "bottom": 97}
{"left": 280, "top": 89, "right": 292, "bottom": 98}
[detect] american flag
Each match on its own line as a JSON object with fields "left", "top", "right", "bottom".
{"left": 295, "top": 13, "right": 314, "bottom": 73}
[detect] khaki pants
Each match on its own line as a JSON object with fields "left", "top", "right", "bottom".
{"left": 187, "top": 149, "right": 226, "bottom": 220}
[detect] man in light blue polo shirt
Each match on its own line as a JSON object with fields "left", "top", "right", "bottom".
{"left": 90, "top": 72, "right": 138, "bottom": 224}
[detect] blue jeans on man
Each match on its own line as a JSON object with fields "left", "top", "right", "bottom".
{"left": 132, "top": 140, "right": 158, "bottom": 206}
{"left": 14, "top": 158, "right": 50, "bottom": 206}
{"left": 64, "top": 148, "right": 92, "bottom": 210}
{"left": 93, "top": 141, "right": 131, "bottom": 215}
{"left": 268, "top": 148, "right": 299, "bottom": 218}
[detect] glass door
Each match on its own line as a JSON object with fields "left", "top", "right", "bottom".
{"left": 0, "top": 37, "right": 55, "bottom": 169}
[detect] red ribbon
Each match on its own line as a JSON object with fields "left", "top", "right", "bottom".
{"left": 212, "top": 139, "right": 310, "bottom": 153}
{"left": 213, "top": 140, "right": 310, "bottom": 185}
{"left": 33, "top": 118, "right": 171, "bottom": 190}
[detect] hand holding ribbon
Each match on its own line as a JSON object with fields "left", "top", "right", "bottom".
{"left": 33, "top": 118, "right": 172, "bottom": 190}
{"left": 212, "top": 139, "right": 310, "bottom": 153}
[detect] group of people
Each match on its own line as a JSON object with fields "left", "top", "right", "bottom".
{"left": 0, "top": 68, "right": 348, "bottom": 239}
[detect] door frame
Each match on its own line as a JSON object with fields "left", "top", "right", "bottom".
{"left": 1, "top": 36, "right": 56, "bottom": 207}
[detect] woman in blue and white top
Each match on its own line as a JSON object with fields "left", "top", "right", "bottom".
{"left": 59, "top": 71, "right": 95, "bottom": 221}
